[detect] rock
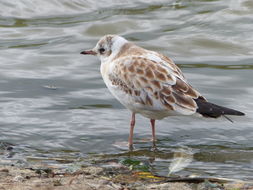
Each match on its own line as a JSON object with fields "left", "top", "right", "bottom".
{"left": 13, "top": 175, "right": 24, "bottom": 182}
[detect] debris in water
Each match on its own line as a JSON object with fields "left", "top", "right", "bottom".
{"left": 168, "top": 147, "right": 194, "bottom": 175}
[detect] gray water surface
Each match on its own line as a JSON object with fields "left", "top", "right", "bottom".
{"left": 0, "top": 0, "right": 253, "bottom": 179}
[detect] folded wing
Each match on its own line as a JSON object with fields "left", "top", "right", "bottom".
{"left": 109, "top": 53, "right": 203, "bottom": 115}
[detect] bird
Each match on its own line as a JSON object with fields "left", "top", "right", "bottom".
{"left": 80, "top": 34, "right": 245, "bottom": 150}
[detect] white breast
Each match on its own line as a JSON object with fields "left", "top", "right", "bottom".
{"left": 101, "top": 61, "right": 137, "bottom": 110}
{"left": 100, "top": 60, "right": 179, "bottom": 120}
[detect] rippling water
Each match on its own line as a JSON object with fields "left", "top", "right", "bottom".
{"left": 0, "top": 0, "right": 253, "bottom": 179}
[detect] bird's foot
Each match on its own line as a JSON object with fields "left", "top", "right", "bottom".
{"left": 151, "top": 141, "right": 158, "bottom": 152}
{"left": 128, "top": 144, "right": 134, "bottom": 151}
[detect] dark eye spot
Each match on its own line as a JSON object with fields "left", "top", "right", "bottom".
{"left": 99, "top": 47, "right": 105, "bottom": 54}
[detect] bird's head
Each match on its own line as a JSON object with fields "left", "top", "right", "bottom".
{"left": 80, "top": 35, "right": 128, "bottom": 62}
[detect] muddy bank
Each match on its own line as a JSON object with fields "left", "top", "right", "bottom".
{"left": 0, "top": 164, "right": 252, "bottom": 190}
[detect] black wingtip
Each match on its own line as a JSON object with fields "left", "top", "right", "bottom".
{"left": 195, "top": 97, "right": 245, "bottom": 118}
{"left": 237, "top": 111, "right": 245, "bottom": 116}
{"left": 222, "top": 109, "right": 245, "bottom": 116}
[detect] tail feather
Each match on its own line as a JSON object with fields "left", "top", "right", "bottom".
{"left": 195, "top": 97, "right": 245, "bottom": 118}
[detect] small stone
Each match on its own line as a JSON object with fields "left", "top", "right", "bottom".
{"left": 13, "top": 175, "right": 24, "bottom": 182}
{"left": 6, "top": 146, "right": 13, "bottom": 151}
{"left": 0, "top": 169, "right": 9, "bottom": 173}
{"left": 99, "top": 179, "right": 109, "bottom": 185}
{"left": 83, "top": 166, "right": 103, "bottom": 176}
{"left": 53, "top": 180, "right": 62, "bottom": 186}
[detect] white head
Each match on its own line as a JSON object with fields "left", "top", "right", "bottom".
{"left": 80, "top": 35, "right": 128, "bottom": 62}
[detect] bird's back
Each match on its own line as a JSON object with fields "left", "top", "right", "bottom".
{"left": 101, "top": 43, "right": 206, "bottom": 119}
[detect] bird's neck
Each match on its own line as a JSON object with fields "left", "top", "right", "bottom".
{"left": 105, "top": 37, "right": 129, "bottom": 62}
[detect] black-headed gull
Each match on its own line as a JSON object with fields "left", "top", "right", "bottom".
{"left": 80, "top": 35, "right": 245, "bottom": 149}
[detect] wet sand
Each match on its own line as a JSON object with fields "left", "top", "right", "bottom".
{"left": 0, "top": 165, "right": 252, "bottom": 190}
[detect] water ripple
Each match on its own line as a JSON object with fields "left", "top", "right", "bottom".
{"left": 0, "top": 0, "right": 252, "bottom": 180}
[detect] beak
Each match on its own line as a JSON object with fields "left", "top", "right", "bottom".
{"left": 80, "top": 50, "right": 97, "bottom": 55}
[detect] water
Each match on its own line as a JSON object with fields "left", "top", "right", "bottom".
{"left": 0, "top": 0, "right": 253, "bottom": 180}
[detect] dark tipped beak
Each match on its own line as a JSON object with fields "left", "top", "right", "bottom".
{"left": 80, "top": 50, "right": 97, "bottom": 55}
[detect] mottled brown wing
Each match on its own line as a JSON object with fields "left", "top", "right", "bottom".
{"left": 109, "top": 55, "right": 202, "bottom": 115}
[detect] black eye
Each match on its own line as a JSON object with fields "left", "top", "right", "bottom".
{"left": 99, "top": 47, "right": 105, "bottom": 54}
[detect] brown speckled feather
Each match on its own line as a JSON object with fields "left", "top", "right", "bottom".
{"left": 108, "top": 43, "right": 202, "bottom": 116}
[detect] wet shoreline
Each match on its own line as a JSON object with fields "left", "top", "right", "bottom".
{"left": 0, "top": 164, "right": 252, "bottom": 190}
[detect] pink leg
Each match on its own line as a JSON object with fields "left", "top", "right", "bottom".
{"left": 128, "top": 113, "right": 135, "bottom": 150}
{"left": 150, "top": 119, "right": 156, "bottom": 148}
